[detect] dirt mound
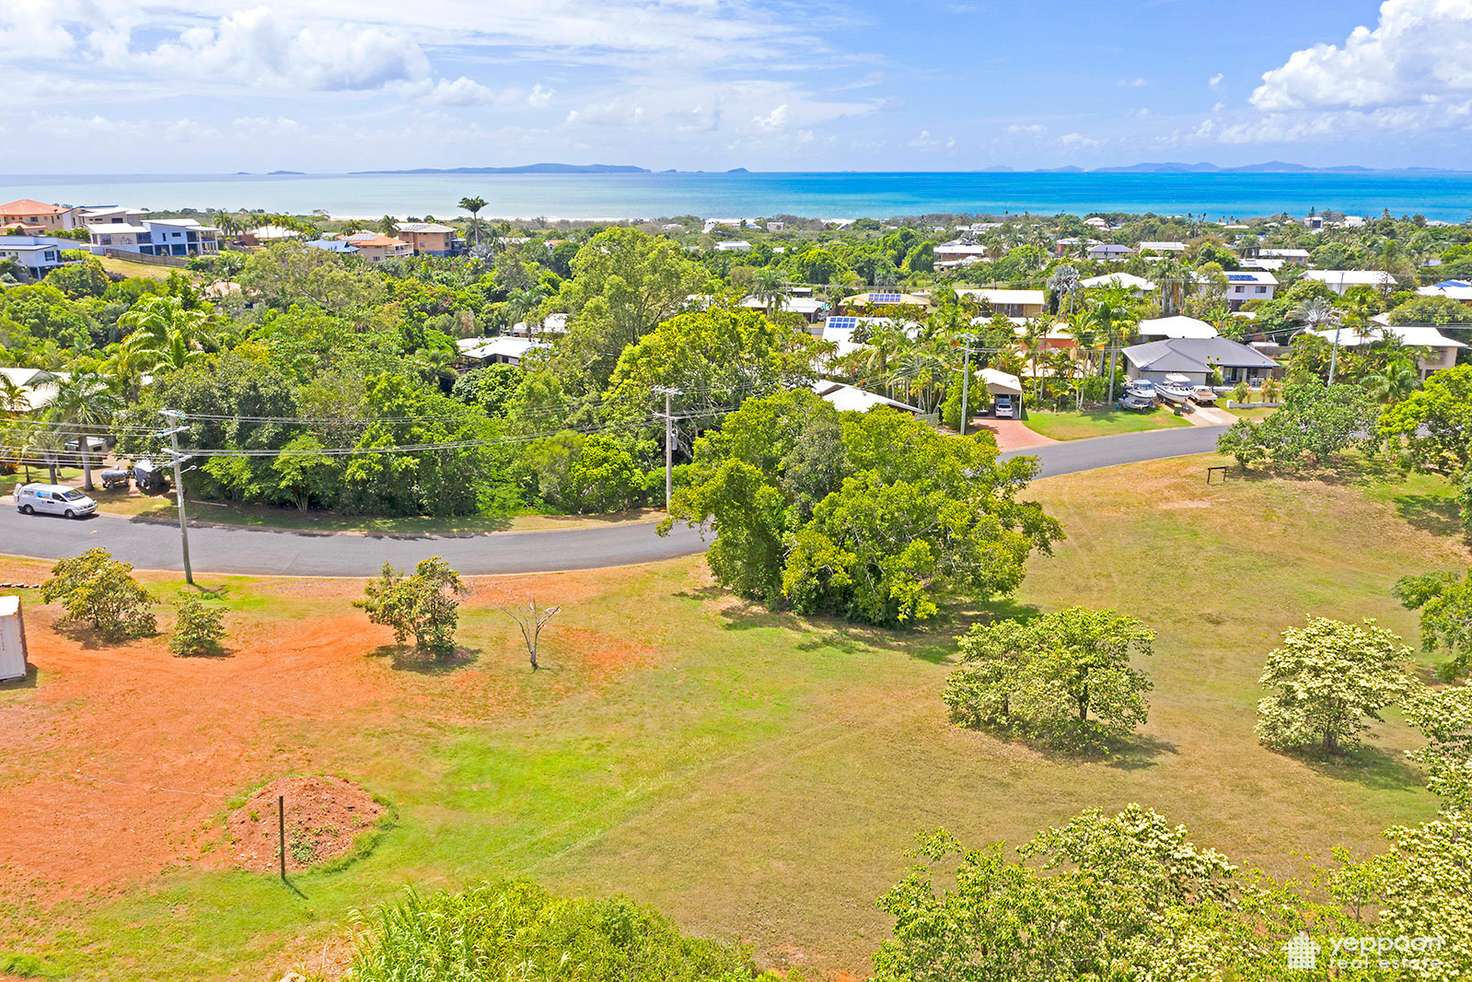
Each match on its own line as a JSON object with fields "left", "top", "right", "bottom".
{"left": 227, "top": 775, "right": 384, "bottom": 874}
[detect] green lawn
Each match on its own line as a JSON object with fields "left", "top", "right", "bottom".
{"left": 1, "top": 455, "right": 1465, "bottom": 980}
{"left": 1024, "top": 406, "right": 1194, "bottom": 440}
{"left": 96, "top": 255, "right": 190, "bottom": 281}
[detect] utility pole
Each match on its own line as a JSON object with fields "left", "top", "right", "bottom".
{"left": 159, "top": 409, "right": 194, "bottom": 586}
{"left": 1327, "top": 321, "right": 1342, "bottom": 386}
{"left": 958, "top": 333, "right": 977, "bottom": 436}
{"left": 652, "top": 386, "right": 681, "bottom": 509}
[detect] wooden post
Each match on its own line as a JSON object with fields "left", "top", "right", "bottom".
{"left": 278, "top": 794, "right": 286, "bottom": 881}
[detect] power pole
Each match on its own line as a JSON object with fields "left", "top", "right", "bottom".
{"left": 1327, "top": 322, "right": 1342, "bottom": 386}
{"left": 159, "top": 409, "right": 194, "bottom": 586}
{"left": 652, "top": 386, "right": 681, "bottom": 509}
{"left": 958, "top": 333, "right": 977, "bottom": 436}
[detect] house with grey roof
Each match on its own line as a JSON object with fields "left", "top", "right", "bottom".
{"left": 1123, "top": 337, "right": 1278, "bottom": 387}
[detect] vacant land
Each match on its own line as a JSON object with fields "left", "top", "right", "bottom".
{"left": 0, "top": 456, "right": 1464, "bottom": 980}
{"left": 1025, "top": 406, "right": 1193, "bottom": 440}
{"left": 95, "top": 255, "right": 187, "bottom": 281}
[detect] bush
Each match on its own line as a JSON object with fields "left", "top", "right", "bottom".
{"left": 40, "top": 548, "right": 156, "bottom": 641}
{"left": 355, "top": 556, "right": 467, "bottom": 658}
{"left": 169, "top": 594, "right": 226, "bottom": 657}
{"left": 349, "top": 879, "right": 770, "bottom": 981}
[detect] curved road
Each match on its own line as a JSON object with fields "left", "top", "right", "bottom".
{"left": 1, "top": 426, "right": 1226, "bottom": 576}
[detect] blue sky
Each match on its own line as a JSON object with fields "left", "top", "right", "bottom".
{"left": 3, "top": 0, "right": 1470, "bottom": 173}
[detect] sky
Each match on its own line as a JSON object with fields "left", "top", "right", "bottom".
{"left": 4, "top": 0, "right": 1472, "bottom": 173}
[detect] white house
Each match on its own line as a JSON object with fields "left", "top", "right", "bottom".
{"left": 456, "top": 336, "right": 548, "bottom": 366}
{"left": 934, "top": 239, "right": 989, "bottom": 264}
{"left": 1137, "top": 241, "right": 1186, "bottom": 254}
{"left": 0, "top": 236, "right": 73, "bottom": 278}
{"left": 0, "top": 367, "right": 68, "bottom": 412}
{"left": 1255, "top": 247, "right": 1311, "bottom": 264}
{"left": 955, "top": 288, "right": 1045, "bottom": 318}
{"left": 810, "top": 380, "right": 921, "bottom": 415}
{"left": 77, "top": 205, "right": 149, "bottom": 227}
{"left": 1302, "top": 270, "right": 1397, "bottom": 294}
{"left": 1417, "top": 280, "right": 1472, "bottom": 304}
{"left": 89, "top": 217, "right": 220, "bottom": 257}
{"left": 1082, "top": 271, "right": 1156, "bottom": 293}
{"left": 508, "top": 312, "right": 569, "bottom": 338}
{"left": 1136, "top": 315, "right": 1218, "bottom": 340}
{"left": 1222, "top": 270, "right": 1277, "bottom": 308}
{"left": 1087, "top": 243, "right": 1134, "bottom": 261}
{"left": 739, "top": 294, "right": 827, "bottom": 321}
{"left": 713, "top": 240, "right": 752, "bottom": 252}
{"left": 1312, "top": 318, "right": 1467, "bottom": 378}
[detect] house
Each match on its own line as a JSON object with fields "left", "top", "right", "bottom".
{"left": 713, "top": 240, "right": 751, "bottom": 252}
{"left": 306, "top": 238, "right": 359, "bottom": 255}
{"left": 0, "top": 199, "right": 78, "bottom": 233}
{"left": 341, "top": 233, "right": 411, "bottom": 263}
{"left": 1311, "top": 318, "right": 1467, "bottom": 378}
{"left": 88, "top": 218, "right": 220, "bottom": 257}
{"left": 0, "top": 236, "right": 74, "bottom": 278}
{"left": 1137, "top": 241, "right": 1186, "bottom": 254}
{"left": 819, "top": 316, "right": 919, "bottom": 359}
{"left": 739, "top": 294, "right": 828, "bottom": 321}
{"left": 239, "top": 224, "right": 301, "bottom": 246}
{"left": 1302, "top": 270, "right": 1397, "bottom": 294}
{"left": 1136, "top": 315, "right": 1218, "bottom": 340}
{"left": 77, "top": 205, "right": 149, "bottom": 227}
{"left": 1086, "top": 243, "right": 1134, "bottom": 261}
{"left": 0, "top": 367, "right": 68, "bottom": 412}
{"left": 934, "top": 239, "right": 989, "bottom": 265}
{"left": 394, "top": 222, "right": 459, "bottom": 256}
{"left": 955, "top": 288, "right": 1045, "bottom": 318}
{"left": 810, "top": 380, "right": 921, "bottom": 415}
{"left": 1082, "top": 271, "right": 1156, "bottom": 293}
{"left": 1222, "top": 270, "right": 1277, "bottom": 308}
{"left": 1252, "top": 247, "right": 1311, "bottom": 264}
{"left": 1416, "top": 280, "right": 1472, "bottom": 304}
{"left": 840, "top": 291, "right": 932, "bottom": 310}
{"left": 455, "top": 336, "right": 547, "bottom": 367}
{"left": 1084, "top": 216, "right": 1111, "bottom": 230}
{"left": 509, "top": 312, "right": 569, "bottom": 338}
{"left": 1123, "top": 337, "right": 1278, "bottom": 386}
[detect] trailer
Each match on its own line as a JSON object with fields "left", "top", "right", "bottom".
{"left": 0, "top": 596, "right": 27, "bottom": 683}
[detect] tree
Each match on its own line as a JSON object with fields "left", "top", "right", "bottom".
{"left": 1381, "top": 364, "right": 1472, "bottom": 477}
{"left": 41, "top": 548, "right": 157, "bottom": 641}
{"left": 169, "top": 594, "right": 226, "bottom": 657}
{"left": 1255, "top": 617, "right": 1415, "bottom": 754}
{"left": 1216, "top": 381, "right": 1380, "bottom": 471}
{"left": 356, "top": 556, "right": 469, "bottom": 658}
{"left": 46, "top": 371, "right": 119, "bottom": 491}
{"left": 500, "top": 598, "right": 561, "bottom": 670}
{"left": 1395, "top": 570, "right": 1472, "bottom": 678}
{"left": 1403, "top": 681, "right": 1472, "bottom": 808}
{"left": 458, "top": 195, "right": 487, "bottom": 249}
{"left": 945, "top": 607, "right": 1155, "bottom": 748}
{"left": 269, "top": 433, "right": 339, "bottom": 512}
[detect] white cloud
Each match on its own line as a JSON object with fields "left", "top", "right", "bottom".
{"left": 527, "top": 83, "right": 554, "bottom": 109}
{"left": 1007, "top": 123, "right": 1046, "bottom": 135}
{"left": 1251, "top": 0, "right": 1472, "bottom": 112}
{"left": 1119, "top": 77, "right": 1147, "bottom": 88}
{"left": 1059, "top": 131, "right": 1102, "bottom": 148}
{"left": 424, "top": 76, "right": 499, "bottom": 107}
{"left": 754, "top": 104, "right": 789, "bottom": 130}
{"left": 909, "top": 129, "right": 955, "bottom": 149}
{"left": 1208, "top": 72, "right": 1224, "bottom": 88}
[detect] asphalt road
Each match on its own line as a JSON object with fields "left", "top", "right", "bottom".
{"left": 1, "top": 426, "right": 1226, "bottom": 576}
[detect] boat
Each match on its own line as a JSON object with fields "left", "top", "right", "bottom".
{"left": 1156, "top": 374, "right": 1194, "bottom": 405}
{"left": 1124, "top": 378, "right": 1157, "bottom": 401}
{"left": 1190, "top": 385, "right": 1218, "bottom": 405}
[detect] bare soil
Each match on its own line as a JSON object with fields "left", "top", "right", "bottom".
{"left": 226, "top": 775, "right": 384, "bottom": 874}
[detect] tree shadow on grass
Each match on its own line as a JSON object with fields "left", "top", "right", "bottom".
{"left": 51, "top": 621, "right": 153, "bottom": 652}
{"left": 1388, "top": 494, "right": 1466, "bottom": 540}
{"left": 1295, "top": 743, "right": 1425, "bottom": 793}
{"left": 366, "top": 644, "right": 481, "bottom": 675}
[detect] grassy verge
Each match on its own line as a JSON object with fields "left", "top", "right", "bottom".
{"left": 1, "top": 455, "right": 1465, "bottom": 980}
{"left": 1024, "top": 407, "right": 1193, "bottom": 440}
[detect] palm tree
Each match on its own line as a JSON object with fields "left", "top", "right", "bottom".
{"left": 751, "top": 266, "right": 787, "bottom": 316}
{"left": 1020, "top": 317, "right": 1051, "bottom": 401}
{"left": 1047, "top": 265, "right": 1082, "bottom": 316}
{"left": 1363, "top": 357, "right": 1419, "bottom": 403}
{"left": 459, "top": 196, "right": 487, "bottom": 249}
{"left": 46, "top": 372, "right": 119, "bottom": 491}
{"left": 1087, "top": 288, "right": 1139, "bottom": 407}
{"left": 118, "top": 296, "right": 214, "bottom": 376}
{"left": 1293, "top": 297, "right": 1343, "bottom": 383}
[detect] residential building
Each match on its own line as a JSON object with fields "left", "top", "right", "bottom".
{"left": 509, "top": 312, "right": 569, "bottom": 338}
{"left": 955, "top": 288, "right": 1045, "bottom": 318}
{"left": 0, "top": 367, "right": 68, "bottom": 412}
{"left": 77, "top": 205, "right": 149, "bottom": 227}
{"left": 1136, "top": 315, "right": 1218, "bottom": 340}
{"left": 840, "top": 291, "right": 932, "bottom": 311}
{"left": 0, "top": 236, "right": 74, "bottom": 277}
{"left": 1137, "top": 240, "right": 1186, "bottom": 254}
{"left": 1416, "top": 280, "right": 1472, "bottom": 304}
{"left": 1312, "top": 318, "right": 1467, "bottom": 378}
{"left": 810, "top": 380, "right": 921, "bottom": 415}
{"left": 1123, "top": 337, "right": 1278, "bottom": 386}
{"left": 341, "top": 233, "right": 411, "bottom": 263}
{"left": 88, "top": 217, "right": 220, "bottom": 257}
{"left": 0, "top": 199, "right": 78, "bottom": 232}
{"left": 239, "top": 225, "right": 301, "bottom": 246}
{"left": 1222, "top": 270, "right": 1277, "bottom": 308}
{"left": 713, "top": 240, "right": 752, "bottom": 252}
{"left": 1082, "top": 271, "right": 1156, "bottom": 293}
{"left": 739, "top": 294, "right": 827, "bottom": 322}
{"left": 306, "top": 238, "right": 359, "bottom": 255}
{"left": 934, "top": 239, "right": 989, "bottom": 265}
{"left": 1086, "top": 243, "right": 1134, "bottom": 261}
{"left": 455, "top": 336, "right": 547, "bottom": 366}
{"left": 394, "top": 222, "right": 459, "bottom": 256}
{"left": 1253, "top": 247, "right": 1311, "bottom": 264}
{"left": 1302, "top": 270, "right": 1397, "bottom": 294}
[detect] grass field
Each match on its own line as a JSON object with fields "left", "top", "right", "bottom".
{"left": 0, "top": 455, "right": 1465, "bottom": 980}
{"left": 96, "top": 255, "right": 190, "bottom": 281}
{"left": 1024, "top": 406, "right": 1194, "bottom": 440}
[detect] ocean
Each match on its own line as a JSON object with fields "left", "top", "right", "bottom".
{"left": 4, "top": 170, "right": 1472, "bottom": 222}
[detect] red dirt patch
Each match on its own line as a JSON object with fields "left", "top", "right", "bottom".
{"left": 554, "top": 627, "right": 654, "bottom": 681}
{"left": 227, "top": 775, "right": 384, "bottom": 874}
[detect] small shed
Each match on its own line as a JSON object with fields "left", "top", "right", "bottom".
{"left": 0, "top": 596, "right": 27, "bottom": 682}
{"left": 979, "top": 368, "right": 1024, "bottom": 415}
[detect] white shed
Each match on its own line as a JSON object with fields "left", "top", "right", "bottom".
{"left": 0, "top": 596, "right": 27, "bottom": 682}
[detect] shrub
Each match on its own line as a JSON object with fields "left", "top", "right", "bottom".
{"left": 355, "top": 556, "right": 467, "bottom": 658}
{"left": 169, "top": 594, "right": 226, "bottom": 657}
{"left": 349, "top": 879, "right": 770, "bottom": 981}
{"left": 40, "top": 548, "right": 156, "bottom": 641}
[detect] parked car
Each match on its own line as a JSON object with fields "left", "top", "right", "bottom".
{"left": 63, "top": 436, "right": 108, "bottom": 453}
{"left": 993, "top": 394, "right": 1017, "bottom": 419}
{"left": 14, "top": 483, "right": 98, "bottom": 519}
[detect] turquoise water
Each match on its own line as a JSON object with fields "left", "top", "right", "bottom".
{"left": 4, "top": 171, "right": 1472, "bottom": 221}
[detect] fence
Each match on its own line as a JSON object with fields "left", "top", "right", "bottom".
{"left": 100, "top": 248, "right": 189, "bottom": 268}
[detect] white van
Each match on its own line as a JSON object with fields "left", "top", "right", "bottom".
{"left": 14, "top": 483, "right": 98, "bottom": 519}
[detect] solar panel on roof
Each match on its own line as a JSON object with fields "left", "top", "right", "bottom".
{"left": 870, "top": 292, "right": 902, "bottom": 304}
{"left": 827, "top": 316, "right": 858, "bottom": 330}
{"left": 1227, "top": 274, "right": 1257, "bottom": 282}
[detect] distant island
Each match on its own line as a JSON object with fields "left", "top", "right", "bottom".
{"left": 350, "top": 163, "right": 650, "bottom": 176}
